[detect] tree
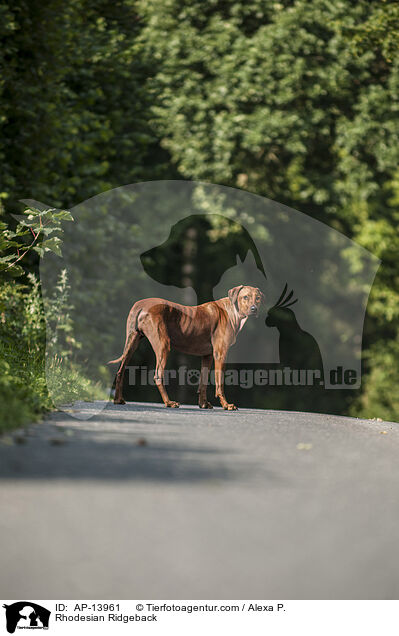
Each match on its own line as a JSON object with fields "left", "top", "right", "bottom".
{"left": 0, "top": 0, "right": 170, "bottom": 214}
{"left": 139, "top": 0, "right": 399, "bottom": 418}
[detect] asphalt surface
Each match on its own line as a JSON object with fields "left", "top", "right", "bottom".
{"left": 0, "top": 402, "right": 398, "bottom": 599}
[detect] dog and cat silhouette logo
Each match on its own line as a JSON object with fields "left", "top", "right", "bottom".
{"left": 142, "top": 214, "right": 325, "bottom": 376}
{"left": 2, "top": 603, "right": 50, "bottom": 633}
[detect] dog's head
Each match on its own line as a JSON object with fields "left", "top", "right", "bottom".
{"left": 228, "top": 285, "right": 265, "bottom": 318}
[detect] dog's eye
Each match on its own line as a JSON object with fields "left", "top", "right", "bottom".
{"left": 243, "top": 295, "right": 248, "bottom": 300}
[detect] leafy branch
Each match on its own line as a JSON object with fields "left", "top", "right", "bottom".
{"left": 0, "top": 206, "right": 74, "bottom": 277}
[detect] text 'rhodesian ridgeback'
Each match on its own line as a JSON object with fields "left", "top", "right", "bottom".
{"left": 109, "top": 285, "right": 265, "bottom": 410}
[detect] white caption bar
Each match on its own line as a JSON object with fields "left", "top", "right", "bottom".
{"left": 1, "top": 600, "right": 398, "bottom": 635}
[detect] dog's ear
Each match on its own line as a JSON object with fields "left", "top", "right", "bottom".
{"left": 228, "top": 285, "right": 244, "bottom": 306}
{"left": 259, "top": 289, "right": 266, "bottom": 305}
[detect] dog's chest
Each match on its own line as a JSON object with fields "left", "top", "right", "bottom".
{"left": 229, "top": 317, "right": 248, "bottom": 346}
{"left": 238, "top": 317, "right": 248, "bottom": 333}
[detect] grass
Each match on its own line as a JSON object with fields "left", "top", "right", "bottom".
{"left": 46, "top": 355, "right": 109, "bottom": 409}
{"left": 0, "top": 349, "right": 109, "bottom": 434}
{"left": 0, "top": 276, "right": 109, "bottom": 433}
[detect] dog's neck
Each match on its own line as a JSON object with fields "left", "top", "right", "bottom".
{"left": 222, "top": 298, "right": 248, "bottom": 336}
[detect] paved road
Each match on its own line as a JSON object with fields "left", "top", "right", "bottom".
{"left": 0, "top": 402, "right": 398, "bottom": 599}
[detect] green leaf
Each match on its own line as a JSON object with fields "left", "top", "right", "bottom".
{"left": 42, "top": 237, "right": 63, "bottom": 256}
{"left": 32, "top": 245, "right": 45, "bottom": 257}
{"left": 0, "top": 263, "right": 24, "bottom": 276}
{"left": 53, "top": 210, "right": 74, "bottom": 222}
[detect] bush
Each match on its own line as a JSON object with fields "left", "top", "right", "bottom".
{"left": 0, "top": 273, "right": 107, "bottom": 432}
{"left": 0, "top": 278, "right": 50, "bottom": 430}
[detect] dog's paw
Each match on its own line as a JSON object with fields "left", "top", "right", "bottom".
{"left": 114, "top": 398, "right": 126, "bottom": 405}
{"left": 199, "top": 401, "right": 213, "bottom": 409}
{"left": 224, "top": 403, "right": 238, "bottom": 411}
{"left": 165, "top": 401, "right": 180, "bottom": 408}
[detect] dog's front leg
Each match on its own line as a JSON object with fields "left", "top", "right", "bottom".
{"left": 198, "top": 354, "right": 213, "bottom": 409}
{"left": 213, "top": 347, "right": 237, "bottom": 411}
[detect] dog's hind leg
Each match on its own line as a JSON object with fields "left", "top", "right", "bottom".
{"left": 147, "top": 329, "right": 179, "bottom": 408}
{"left": 198, "top": 354, "right": 213, "bottom": 408}
{"left": 114, "top": 331, "right": 142, "bottom": 404}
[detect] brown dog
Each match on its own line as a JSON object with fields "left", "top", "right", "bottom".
{"left": 109, "top": 285, "right": 265, "bottom": 410}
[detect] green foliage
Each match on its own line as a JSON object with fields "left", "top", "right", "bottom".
{"left": 351, "top": 339, "right": 399, "bottom": 422}
{"left": 345, "top": 0, "right": 399, "bottom": 63}
{"left": 0, "top": 276, "right": 48, "bottom": 430}
{"left": 0, "top": 0, "right": 171, "bottom": 213}
{"left": 138, "top": 0, "right": 399, "bottom": 421}
{"left": 46, "top": 356, "right": 107, "bottom": 407}
{"left": 43, "top": 269, "right": 81, "bottom": 359}
{"left": 0, "top": 204, "right": 73, "bottom": 276}
{"left": 0, "top": 271, "right": 106, "bottom": 432}
{"left": 1, "top": 0, "right": 399, "bottom": 422}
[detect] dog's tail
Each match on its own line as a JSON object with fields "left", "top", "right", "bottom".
{"left": 108, "top": 308, "right": 143, "bottom": 365}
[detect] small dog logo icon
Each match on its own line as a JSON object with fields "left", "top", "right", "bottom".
{"left": 2, "top": 602, "right": 50, "bottom": 633}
